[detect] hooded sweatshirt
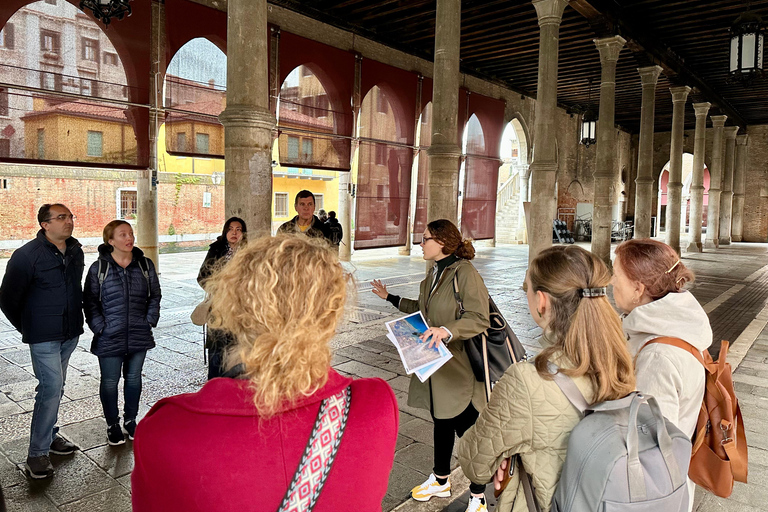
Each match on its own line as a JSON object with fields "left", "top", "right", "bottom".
{"left": 622, "top": 290, "right": 711, "bottom": 440}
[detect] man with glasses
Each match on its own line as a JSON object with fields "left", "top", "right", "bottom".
{"left": 0, "top": 204, "right": 84, "bottom": 479}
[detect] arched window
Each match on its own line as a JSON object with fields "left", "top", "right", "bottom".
{"left": 460, "top": 92, "right": 505, "bottom": 241}
{"left": 355, "top": 84, "right": 413, "bottom": 249}
{"left": 276, "top": 64, "right": 348, "bottom": 172}
{"left": 0, "top": 0, "right": 137, "bottom": 166}
{"left": 657, "top": 153, "right": 710, "bottom": 233}
{"left": 164, "top": 38, "right": 226, "bottom": 158}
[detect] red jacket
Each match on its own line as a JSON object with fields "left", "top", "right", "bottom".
{"left": 132, "top": 370, "right": 399, "bottom": 511}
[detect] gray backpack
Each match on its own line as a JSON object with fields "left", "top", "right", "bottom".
{"left": 549, "top": 367, "right": 692, "bottom": 512}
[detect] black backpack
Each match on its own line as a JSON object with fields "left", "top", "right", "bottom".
{"left": 328, "top": 222, "right": 342, "bottom": 246}
{"left": 97, "top": 257, "right": 151, "bottom": 301}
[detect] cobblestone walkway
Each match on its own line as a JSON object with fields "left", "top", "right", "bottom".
{"left": 0, "top": 242, "right": 766, "bottom": 512}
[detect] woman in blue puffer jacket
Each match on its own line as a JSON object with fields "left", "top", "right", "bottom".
{"left": 84, "top": 220, "right": 161, "bottom": 446}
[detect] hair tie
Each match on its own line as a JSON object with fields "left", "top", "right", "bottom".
{"left": 665, "top": 260, "right": 680, "bottom": 274}
{"left": 580, "top": 287, "right": 607, "bottom": 298}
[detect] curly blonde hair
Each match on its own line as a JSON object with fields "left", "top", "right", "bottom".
{"left": 205, "top": 235, "right": 350, "bottom": 418}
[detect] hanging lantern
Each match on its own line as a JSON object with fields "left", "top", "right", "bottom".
{"left": 581, "top": 109, "right": 597, "bottom": 147}
{"left": 580, "top": 79, "right": 597, "bottom": 147}
{"left": 729, "top": 9, "right": 765, "bottom": 85}
{"left": 80, "top": 0, "right": 132, "bottom": 26}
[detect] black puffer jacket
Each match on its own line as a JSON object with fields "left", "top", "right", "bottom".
{"left": 83, "top": 245, "right": 161, "bottom": 357}
{"left": 0, "top": 230, "right": 84, "bottom": 344}
{"left": 197, "top": 237, "right": 230, "bottom": 285}
{"left": 196, "top": 237, "right": 236, "bottom": 349}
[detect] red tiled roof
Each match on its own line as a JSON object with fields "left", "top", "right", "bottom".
{"left": 22, "top": 100, "right": 129, "bottom": 122}
{"left": 278, "top": 108, "right": 334, "bottom": 131}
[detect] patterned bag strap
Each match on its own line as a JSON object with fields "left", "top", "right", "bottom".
{"left": 277, "top": 385, "right": 352, "bottom": 512}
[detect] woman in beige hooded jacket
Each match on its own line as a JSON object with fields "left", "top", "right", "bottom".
{"left": 457, "top": 245, "right": 636, "bottom": 512}
{"left": 613, "top": 238, "right": 710, "bottom": 512}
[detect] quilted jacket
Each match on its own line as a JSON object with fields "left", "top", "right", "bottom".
{"left": 457, "top": 353, "right": 595, "bottom": 512}
{"left": 397, "top": 258, "right": 490, "bottom": 419}
{"left": 83, "top": 245, "right": 161, "bottom": 357}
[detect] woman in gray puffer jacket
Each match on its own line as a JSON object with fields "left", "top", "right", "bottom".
{"left": 84, "top": 220, "right": 161, "bottom": 447}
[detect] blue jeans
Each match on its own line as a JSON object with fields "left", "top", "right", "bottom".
{"left": 98, "top": 351, "right": 147, "bottom": 426}
{"left": 28, "top": 336, "right": 79, "bottom": 457}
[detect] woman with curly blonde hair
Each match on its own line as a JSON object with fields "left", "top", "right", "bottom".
{"left": 132, "top": 235, "right": 399, "bottom": 511}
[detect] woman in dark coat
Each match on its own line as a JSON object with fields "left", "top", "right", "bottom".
{"left": 197, "top": 217, "right": 246, "bottom": 379}
{"left": 84, "top": 220, "right": 161, "bottom": 446}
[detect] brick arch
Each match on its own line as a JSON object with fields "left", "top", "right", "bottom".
{"left": 507, "top": 114, "right": 531, "bottom": 164}
{"left": 280, "top": 32, "right": 354, "bottom": 139}
{"left": 165, "top": 0, "right": 227, "bottom": 61}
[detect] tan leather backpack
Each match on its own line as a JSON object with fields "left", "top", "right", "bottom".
{"left": 643, "top": 337, "right": 748, "bottom": 497}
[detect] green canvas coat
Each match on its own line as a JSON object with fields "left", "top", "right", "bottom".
{"left": 398, "top": 258, "right": 490, "bottom": 419}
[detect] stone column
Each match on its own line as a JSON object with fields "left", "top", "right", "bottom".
{"left": 518, "top": 165, "right": 530, "bottom": 242}
{"left": 219, "top": 0, "right": 276, "bottom": 237}
{"left": 719, "top": 127, "right": 739, "bottom": 245}
{"left": 591, "top": 35, "right": 626, "bottom": 265}
{"left": 137, "top": 0, "right": 164, "bottom": 269}
{"left": 732, "top": 134, "right": 748, "bottom": 242}
{"left": 633, "top": 65, "right": 662, "bottom": 240}
{"left": 426, "top": 0, "right": 462, "bottom": 225}
{"left": 665, "top": 86, "right": 691, "bottom": 255}
{"left": 685, "top": 102, "right": 710, "bottom": 253}
{"left": 704, "top": 115, "right": 727, "bottom": 249}
{"left": 528, "top": 0, "right": 570, "bottom": 262}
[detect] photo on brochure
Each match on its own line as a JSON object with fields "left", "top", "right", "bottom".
{"left": 385, "top": 312, "right": 452, "bottom": 376}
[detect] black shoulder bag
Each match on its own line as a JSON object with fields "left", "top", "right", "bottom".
{"left": 452, "top": 272, "right": 528, "bottom": 402}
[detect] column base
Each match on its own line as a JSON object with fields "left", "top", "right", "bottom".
{"left": 719, "top": 237, "right": 731, "bottom": 246}
{"left": 398, "top": 247, "right": 411, "bottom": 256}
{"left": 703, "top": 239, "right": 719, "bottom": 249}
{"left": 685, "top": 241, "right": 703, "bottom": 253}
{"left": 732, "top": 235, "right": 743, "bottom": 242}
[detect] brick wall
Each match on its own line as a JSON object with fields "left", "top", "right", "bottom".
{"left": 743, "top": 124, "right": 768, "bottom": 242}
{"left": 0, "top": 165, "right": 225, "bottom": 254}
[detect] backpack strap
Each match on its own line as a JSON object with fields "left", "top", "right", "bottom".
{"left": 547, "top": 363, "right": 589, "bottom": 415}
{"left": 641, "top": 336, "right": 707, "bottom": 367}
{"left": 137, "top": 257, "right": 151, "bottom": 298}
{"left": 277, "top": 385, "right": 352, "bottom": 512}
{"left": 97, "top": 259, "right": 110, "bottom": 302}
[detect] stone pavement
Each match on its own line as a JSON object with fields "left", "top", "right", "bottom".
{"left": 0, "top": 242, "right": 766, "bottom": 511}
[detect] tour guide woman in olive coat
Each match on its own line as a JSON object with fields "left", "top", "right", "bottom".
{"left": 372, "top": 219, "right": 490, "bottom": 512}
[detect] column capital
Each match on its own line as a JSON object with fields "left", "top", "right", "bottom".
{"left": 532, "top": 0, "right": 570, "bottom": 27}
{"left": 736, "top": 134, "right": 748, "bottom": 145}
{"left": 724, "top": 126, "right": 740, "bottom": 139}
{"left": 638, "top": 65, "right": 663, "bottom": 86}
{"left": 670, "top": 86, "right": 691, "bottom": 103}
{"left": 594, "top": 35, "right": 627, "bottom": 63}
{"left": 692, "top": 102, "right": 711, "bottom": 117}
{"left": 711, "top": 115, "right": 728, "bottom": 127}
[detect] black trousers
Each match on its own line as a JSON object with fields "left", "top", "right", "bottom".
{"left": 432, "top": 402, "right": 487, "bottom": 495}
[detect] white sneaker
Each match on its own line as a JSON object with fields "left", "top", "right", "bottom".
{"left": 465, "top": 495, "right": 488, "bottom": 512}
{"left": 411, "top": 473, "right": 451, "bottom": 501}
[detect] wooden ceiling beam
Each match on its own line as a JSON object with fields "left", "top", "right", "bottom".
{"left": 569, "top": 0, "right": 747, "bottom": 128}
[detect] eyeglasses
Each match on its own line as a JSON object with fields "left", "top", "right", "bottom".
{"left": 45, "top": 214, "right": 76, "bottom": 222}
{"left": 420, "top": 237, "right": 435, "bottom": 245}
